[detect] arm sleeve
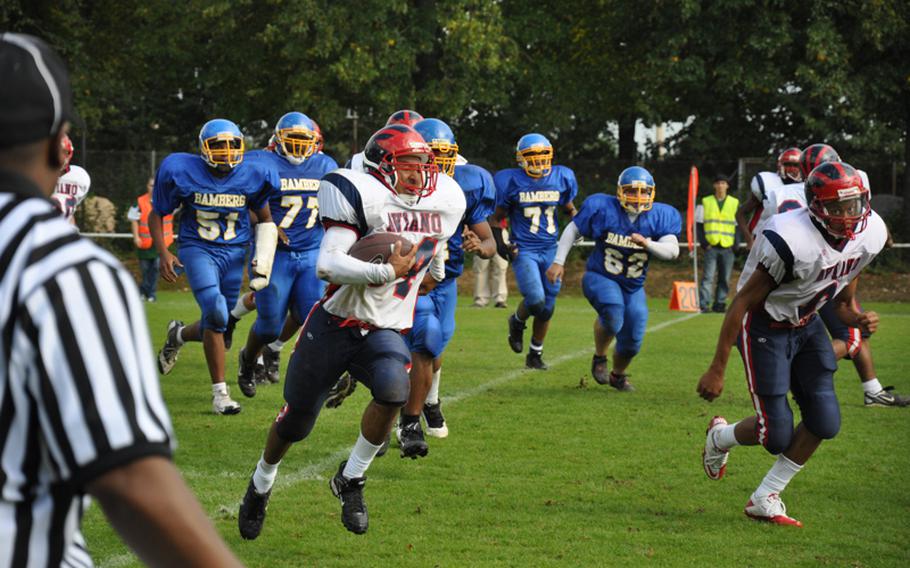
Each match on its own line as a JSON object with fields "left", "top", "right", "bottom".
{"left": 553, "top": 221, "right": 580, "bottom": 265}
{"left": 18, "top": 254, "right": 174, "bottom": 488}
{"left": 645, "top": 234, "right": 680, "bottom": 260}
{"left": 316, "top": 226, "right": 396, "bottom": 285}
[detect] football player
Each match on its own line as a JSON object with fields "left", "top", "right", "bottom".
{"left": 493, "top": 133, "right": 578, "bottom": 369}
{"left": 395, "top": 118, "right": 496, "bottom": 456}
{"left": 698, "top": 161, "right": 888, "bottom": 526}
{"left": 546, "top": 167, "right": 680, "bottom": 390}
{"left": 52, "top": 133, "right": 91, "bottom": 224}
{"left": 238, "top": 124, "right": 465, "bottom": 537}
{"left": 152, "top": 119, "right": 280, "bottom": 415}
{"left": 735, "top": 147, "right": 803, "bottom": 249}
{"left": 222, "top": 112, "right": 339, "bottom": 398}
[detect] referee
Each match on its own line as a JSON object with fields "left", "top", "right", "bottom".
{"left": 0, "top": 34, "right": 242, "bottom": 567}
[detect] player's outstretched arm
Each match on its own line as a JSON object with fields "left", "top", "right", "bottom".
{"left": 547, "top": 221, "right": 580, "bottom": 284}
{"left": 697, "top": 265, "right": 775, "bottom": 401}
{"left": 88, "top": 456, "right": 243, "bottom": 568}
{"left": 832, "top": 278, "right": 879, "bottom": 334}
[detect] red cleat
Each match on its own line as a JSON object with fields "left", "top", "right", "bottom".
{"left": 744, "top": 494, "right": 803, "bottom": 527}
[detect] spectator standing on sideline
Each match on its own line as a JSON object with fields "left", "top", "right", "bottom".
{"left": 0, "top": 33, "right": 242, "bottom": 567}
{"left": 128, "top": 177, "right": 173, "bottom": 302}
{"left": 473, "top": 217, "right": 510, "bottom": 308}
{"left": 697, "top": 174, "right": 739, "bottom": 313}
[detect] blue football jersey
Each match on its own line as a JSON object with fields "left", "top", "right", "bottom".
{"left": 445, "top": 164, "right": 496, "bottom": 278}
{"left": 153, "top": 153, "right": 278, "bottom": 247}
{"left": 494, "top": 165, "right": 578, "bottom": 253}
{"left": 246, "top": 150, "right": 338, "bottom": 252}
{"left": 573, "top": 194, "right": 681, "bottom": 292}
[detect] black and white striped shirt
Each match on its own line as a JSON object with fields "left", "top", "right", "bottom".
{"left": 0, "top": 169, "right": 174, "bottom": 567}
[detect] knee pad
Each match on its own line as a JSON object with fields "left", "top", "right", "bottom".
{"left": 369, "top": 355, "right": 410, "bottom": 407}
{"left": 756, "top": 395, "right": 794, "bottom": 455}
{"left": 597, "top": 307, "right": 625, "bottom": 337}
{"left": 198, "top": 288, "right": 228, "bottom": 331}
{"left": 802, "top": 391, "right": 841, "bottom": 440}
{"left": 274, "top": 403, "right": 319, "bottom": 443}
{"left": 614, "top": 341, "right": 642, "bottom": 360}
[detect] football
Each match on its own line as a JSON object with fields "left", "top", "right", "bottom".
{"left": 348, "top": 232, "right": 413, "bottom": 264}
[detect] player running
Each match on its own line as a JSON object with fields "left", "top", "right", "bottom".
{"left": 237, "top": 124, "right": 464, "bottom": 538}
{"left": 152, "top": 118, "right": 280, "bottom": 415}
{"left": 698, "top": 161, "right": 888, "bottom": 526}
{"left": 224, "top": 112, "right": 338, "bottom": 396}
{"left": 547, "top": 166, "right": 680, "bottom": 391}
{"left": 51, "top": 133, "right": 90, "bottom": 224}
{"left": 493, "top": 133, "right": 578, "bottom": 370}
{"left": 395, "top": 117, "right": 496, "bottom": 456}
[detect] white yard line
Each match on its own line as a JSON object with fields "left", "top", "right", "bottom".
{"left": 99, "top": 311, "right": 698, "bottom": 568}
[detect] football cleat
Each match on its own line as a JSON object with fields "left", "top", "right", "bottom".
{"left": 608, "top": 371, "right": 635, "bottom": 392}
{"left": 591, "top": 355, "right": 609, "bottom": 385}
{"left": 702, "top": 416, "right": 730, "bottom": 480}
{"left": 329, "top": 461, "right": 369, "bottom": 534}
{"left": 157, "top": 320, "right": 184, "bottom": 375}
{"left": 507, "top": 314, "right": 526, "bottom": 353}
{"left": 325, "top": 373, "right": 357, "bottom": 409}
{"left": 864, "top": 386, "right": 910, "bottom": 407}
{"left": 525, "top": 350, "right": 548, "bottom": 370}
{"left": 261, "top": 346, "right": 281, "bottom": 384}
{"left": 223, "top": 314, "right": 239, "bottom": 350}
{"left": 237, "top": 349, "right": 257, "bottom": 398}
{"left": 212, "top": 388, "right": 242, "bottom": 415}
{"left": 423, "top": 401, "right": 449, "bottom": 438}
{"left": 744, "top": 493, "right": 803, "bottom": 527}
{"left": 397, "top": 421, "right": 429, "bottom": 459}
{"left": 238, "top": 477, "right": 271, "bottom": 540}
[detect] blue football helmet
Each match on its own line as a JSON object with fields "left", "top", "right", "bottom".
{"left": 199, "top": 119, "right": 244, "bottom": 170}
{"left": 617, "top": 166, "right": 655, "bottom": 213}
{"left": 274, "top": 111, "right": 317, "bottom": 165}
{"left": 414, "top": 118, "right": 459, "bottom": 176}
{"left": 516, "top": 133, "right": 553, "bottom": 178}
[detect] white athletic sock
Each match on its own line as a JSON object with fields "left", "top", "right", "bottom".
{"left": 212, "top": 382, "right": 227, "bottom": 396}
{"left": 175, "top": 325, "right": 186, "bottom": 346}
{"left": 252, "top": 454, "right": 280, "bottom": 494}
{"left": 753, "top": 455, "right": 803, "bottom": 499}
{"left": 426, "top": 369, "right": 441, "bottom": 405}
{"left": 231, "top": 296, "right": 252, "bottom": 319}
{"left": 342, "top": 433, "right": 383, "bottom": 479}
{"left": 268, "top": 339, "right": 285, "bottom": 352}
{"left": 862, "top": 378, "right": 883, "bottom": 394}
{"left": 530, "top": 340, "right": 543, "bottom": 353}
{"left": 715, "top": 422, "right": 741, "bottom": 451}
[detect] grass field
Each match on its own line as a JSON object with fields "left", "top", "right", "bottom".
{"left": 83, "top": 291, "right": 910, "bottom": 567}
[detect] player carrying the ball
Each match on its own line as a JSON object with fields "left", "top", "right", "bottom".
{"left": 238, "top": 124, "right": 465, "bottom": 537}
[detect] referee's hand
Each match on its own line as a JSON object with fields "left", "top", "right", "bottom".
{"left": 160, "top": 250, "right": 183, "bottom": 282}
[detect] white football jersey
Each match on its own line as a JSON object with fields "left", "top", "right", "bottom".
{"left": 53, "top": 165, "right": 91, "bottom": 222}
{"left": 317, "top": 169, "right": 466, "bottom": 330}
{"left": 738, "top": 208, "right": 887, "bottom": 325}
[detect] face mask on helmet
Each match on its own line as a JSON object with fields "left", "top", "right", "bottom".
{"left": 385, "top": 152, "right": 439, "bottom": 198}
{"left": 616, "top": 166, "right": 656, "bottom": 213}
{"left": 806, "top": 161, "right": 870, "bottom": 240}
{"left": 276, "top": 129, "right": 316, "bottom": 165}
{"left": 199, "top": 119, "right": 245, "bottom": 171}
{"left": 363, "top": 125, "right": 440, "bottom": 198}
{"left": 429, "top": 140, "right": 458, "bottom": 176}
{"left": 777, "top": 148, "right": 803, "bottom": 183}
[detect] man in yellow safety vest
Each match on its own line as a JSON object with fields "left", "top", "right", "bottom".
{"left": 697, "top": 174, "right": 739, "bottom": 313}
{"left": 128, "top": 177, "right": 174, "bottom": 301}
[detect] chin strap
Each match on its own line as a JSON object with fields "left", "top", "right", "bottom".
{"left": 250, "top": 222, "right": 278, "bottom": 291}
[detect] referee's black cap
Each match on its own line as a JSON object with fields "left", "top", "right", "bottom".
{"left": 0, "top": 33, "right": 76, "bottom": 149}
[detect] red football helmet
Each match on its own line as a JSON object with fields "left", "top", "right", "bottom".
{"left": 386, "top": 109, "right": 424, "bottom": 128}
{"left": 800, "top": 143, "right": 840, "bottom": 179}
{"left": 312, "top": 120, "right": 324, "bottom": 153}
{"left": 777, "top": 147, "right": 802, "bottom": 183}
{"left": 804, "top": 161, "right": 870, "bottom": 239}
{"left": 362, "top": 124, "right": 439, "bottom": 197}
{"left": 61, "top": 134, "right": 74, "bottom": 173}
